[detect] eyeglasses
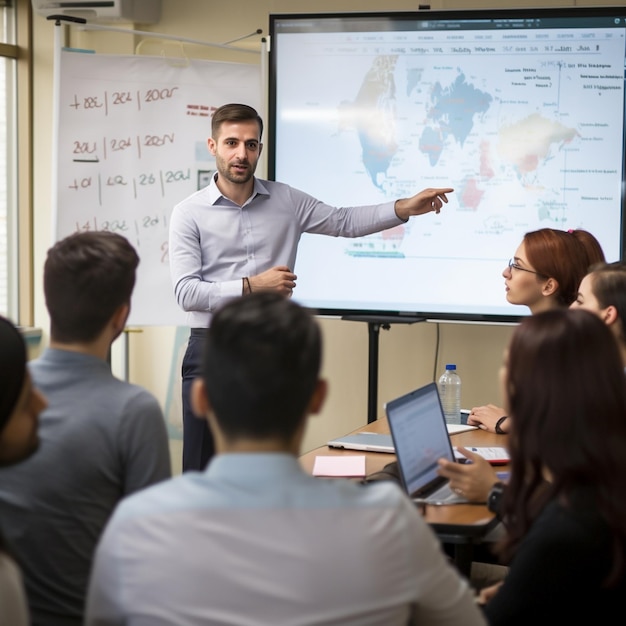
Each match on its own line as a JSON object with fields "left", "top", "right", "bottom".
{"left": 507, "top": 258, "right": 545, "bottom": 277}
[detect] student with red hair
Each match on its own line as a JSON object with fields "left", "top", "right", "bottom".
{"left": 468, "top": 227, "right": 605, "bottom": 434}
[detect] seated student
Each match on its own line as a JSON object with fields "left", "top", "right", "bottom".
{"left": 570, "top": 261, "right": 626, "bottom": 366}
{"left": 85, "top": 292, "right": 486, "bottom": 626}
{"left": 0, "top": 316, "right": 47, "bottom": 626}
{"left": 467, "top": 227, "right": 605, "bottom": 434}
{"left": 474, "top": 309, "right": 626, "bottom": 624}
{"left": 437, "top": 260, "right": 626, "bottom": 509}
{"left": 0, "top": 232, "right": 172, "bottom": 626}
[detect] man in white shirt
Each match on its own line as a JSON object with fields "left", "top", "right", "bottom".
{"left": 86, "top": 292, "right": 485, "bottom": 626}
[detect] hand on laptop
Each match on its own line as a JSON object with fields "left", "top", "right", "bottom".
{"left": 477, "top": 580, "right": 504, "bottom": 606}
{"left": 437, "top": 447, "right": 499, "bottom": 503}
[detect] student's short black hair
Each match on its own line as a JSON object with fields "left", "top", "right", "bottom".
{"left": 201, "top": 292, "right": 321, "bottom": 441}
{"left": 44, "top": 231, "right": 139, "bottom": 342}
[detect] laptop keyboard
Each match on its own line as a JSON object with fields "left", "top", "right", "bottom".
{"left": 416, "top": 483, "right": 467, "bottom": 505}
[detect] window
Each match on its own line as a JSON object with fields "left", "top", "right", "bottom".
{"left": 0, "top": 0, "right": 30, "bottom": 321}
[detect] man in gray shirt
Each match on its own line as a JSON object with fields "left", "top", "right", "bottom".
{"left": 0, "top": 231, "right": 171, "bottom": 626}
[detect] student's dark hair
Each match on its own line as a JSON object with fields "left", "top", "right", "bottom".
{"left": 0, "top": 316, "right": 26, "bottom": 434}
{"left": 499, "top": 308, "right": 626, "bottom": 585}
{"left": 211, "top": 103, "right": 263, "bottom": 141}
{"left": 523, "top": 228, "right": 605, "bottom": 306}
{"left": 0, "top": 315, "right": 28, "bottom": 553}
{"left": 44, "top": 231, "right": 139, "bottom": 343}
{"left": 201, "top": 292, "right": 321, "bottom": 441}
{"left": 586, "top": 261, "right": 626, "bottom": 345}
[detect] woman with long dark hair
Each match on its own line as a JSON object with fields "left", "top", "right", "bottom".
{"left": 481, "top": 308, "right": 626, "bottom": 623}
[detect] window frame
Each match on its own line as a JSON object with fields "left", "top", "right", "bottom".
{"left": 0, "top": 1, "right": 32, "bottom": 323}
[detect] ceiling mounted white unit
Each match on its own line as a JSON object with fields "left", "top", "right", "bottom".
{"left": 31, "top": 0, "right": 162, "bottom": 24}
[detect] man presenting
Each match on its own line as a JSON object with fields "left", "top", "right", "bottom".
{"left": 169, "top": 102, "right": 454, "bottom": 471}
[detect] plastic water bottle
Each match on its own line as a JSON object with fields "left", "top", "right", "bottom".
{"left": 438, "top": 364, "right": 461, "bottom": 425}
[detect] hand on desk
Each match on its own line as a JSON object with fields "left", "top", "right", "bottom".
{"left": 437, "top": 447, "right": 499, "bottom": 502}
{"left": 467, "top": 404, "right": 508, "bottom": 434}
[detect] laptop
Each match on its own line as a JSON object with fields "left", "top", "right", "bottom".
{"left": 327, "top": 432, "right": 395, "bottom": 453}
{"left": 385, "top": 382, "right": 471, "bottom": 506}
{"left": 327, "top": 423, "right": 478, "bottom": 453}
{"left": 327, "top": 425, "right": 507, "bottom": 465}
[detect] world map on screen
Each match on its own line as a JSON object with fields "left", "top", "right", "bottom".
{"left": 341, "top": 54, "right": 598, "bottom": 219}
{"left": 273, "top": 20, "right": 626, "bottom": 313}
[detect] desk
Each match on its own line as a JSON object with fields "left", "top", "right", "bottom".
{"left": 300, "top": 418, "right": 507, "bottom": 576}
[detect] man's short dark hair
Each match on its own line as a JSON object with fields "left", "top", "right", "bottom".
{"left": 211, "top": 103, "right": 264, "bottom": 141}
{"left": 44, "top": 231, "right": 139, "bottom": 342}
{"left": 202, "top": 292, "right": 321, "bottom": 441}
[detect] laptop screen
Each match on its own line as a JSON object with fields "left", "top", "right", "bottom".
{"left": 385, "top": 382, "right": 456, "bottom": 498}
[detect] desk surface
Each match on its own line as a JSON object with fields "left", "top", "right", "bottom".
{"left": 300, "top": 418, "right": 506, "bottom": 536}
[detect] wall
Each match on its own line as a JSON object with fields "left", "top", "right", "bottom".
{"left": 32, "top": 0, "right": 615, "bottom": 471}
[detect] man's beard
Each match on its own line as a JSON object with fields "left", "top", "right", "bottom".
{"left": 216, "top": 155, "right": 256, "bottom": 184}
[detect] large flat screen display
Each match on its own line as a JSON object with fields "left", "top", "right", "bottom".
{"left": 269, "top": 7, "right": 626, "bottom": 322}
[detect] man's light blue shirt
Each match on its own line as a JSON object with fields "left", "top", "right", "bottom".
{"left": 169, "top": 176, "right": 401, "bottom": 327}
{"left": 86, "top": 453, "right": 486, "bottom": 626}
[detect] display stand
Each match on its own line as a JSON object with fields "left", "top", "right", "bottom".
{"left": 342, "top": 315, "right": 426, "bottom": 423}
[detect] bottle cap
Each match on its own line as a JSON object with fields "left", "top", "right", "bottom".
{"left": 445, "top": 364, "right": 456, "bottom": 370}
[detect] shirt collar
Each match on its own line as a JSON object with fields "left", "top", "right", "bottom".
{"left": 207, "top": 175, "right": 270, "bottom": 206}
{"left": 204, "top": 453, "right": 301, "bottom": 481}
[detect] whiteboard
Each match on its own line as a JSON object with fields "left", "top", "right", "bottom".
{"left": 55, "top": 51, "right": 261, "bottom": 325}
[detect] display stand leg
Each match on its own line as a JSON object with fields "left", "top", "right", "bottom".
{"left": 367, "top": 322, "right": 385, "bottom": 424}
{"left": 343, "top": 315, "right": 426, "bottom": 424}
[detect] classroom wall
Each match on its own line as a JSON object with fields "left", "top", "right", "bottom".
{"left": 31, "top": 0, "right": 615, "bottom": 471}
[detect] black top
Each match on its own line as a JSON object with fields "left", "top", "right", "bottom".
{"left": 484, "top": 498, "right": 625, "bottom": 624}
